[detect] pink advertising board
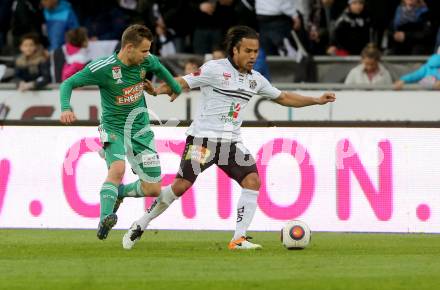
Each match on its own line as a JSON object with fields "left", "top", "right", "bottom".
{"left": 0, "top": 126, "right": 438, "bottom": 233}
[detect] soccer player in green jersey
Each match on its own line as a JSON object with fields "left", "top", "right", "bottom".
{"left": 59, "top": 24, "right": 182, "bottom": 240}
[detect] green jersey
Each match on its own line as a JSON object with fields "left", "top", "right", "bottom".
{"left": 60, "top": 53, "right": 181, "bottom": 133}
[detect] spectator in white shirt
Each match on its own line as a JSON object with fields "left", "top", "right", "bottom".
{"left": 344, "top": 43, "right": 392, "bottom": 85}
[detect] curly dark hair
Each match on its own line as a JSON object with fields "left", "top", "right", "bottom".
{"left": 224, "top": 26, "right": 259, "bottom": 57}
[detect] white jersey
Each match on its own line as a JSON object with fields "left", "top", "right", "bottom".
{"left": 182, "top": 58, "right": 281, "bottom": 141}
{"left": 255, "top": 0, "right": 298, "bottom": 18}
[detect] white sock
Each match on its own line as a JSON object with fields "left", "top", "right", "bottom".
{"left": 136, "top": 185, "right": 178, "bottom": 230}
{"left": 233, "top": 188, "right": 259, "bottom": 240}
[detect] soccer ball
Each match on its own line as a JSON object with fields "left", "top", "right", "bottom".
{"left": 280, "top": 220, "right": 311, "bottom": 249}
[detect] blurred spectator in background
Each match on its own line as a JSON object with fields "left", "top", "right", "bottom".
{"left": 182, "top": 57, "right": 202, "bottom": 91}
{"left": 0, "top": 0, "right": 13, "bottom": 52}
{"left": 254, "top": 47, "right": 271, "bottom": 81}
{"left": 0, "top": 102, "right": 10, "bottom": 120}
{"left": 61, "top": 27, "right": 89, "bottom": 80}
{"left": 189, "top": 0, "right": 235, "bottom": 55}
{"left": 41, "top": 0, "right": 79, "bottom": 51}
{"left": 295, "top": 0, "right": 312, "bottom": 28}
{"left": 344, "top": 43, "right": 392, "bottom": 85}
{"left": 328, "top": 0, "right": 371, "bottom": 56}
{"left": 154, "top": 18, "right": 177, "bottom": 56}
{"left": 151, "top": 0, "right": 193, "bottom": 54}
{"left": 308, "top": 0, "right": 340, "bottom": 55}
{"left": 388, "top": 0, "right": 434, "bottom": 55}
{"left": 425, "top": 0, "right": 440, "bottom": 52}
{"left": 211, "top": 46, "right": 226, "bottom": 60}
{"left": 71, "top": 0, "right": 129, "bottom": 41}
{"left": 233, "top": 0, "right": 257, "bottom": 29}
{"left": 203, "top": 45, "right": 226, "bottom": 62}
{"left": 365, "top": 0, "right": 400, "bottom": 49}
{"left": 435, "top": 27, "right": 440, "bottom": 53}
{"left": 183, "top": 58, "right": 203, "bottom": 75}
{"left": 10, "top": 0, "right": 45, "bottom": 51}
{"left": 15, "top": 33, "right": 50, "bottom": 91}
{"left": 394, "top": 47, "right": 440, "bottom": 90}
{"left": 255, "top": 0, "right": 308, "bottom": 56}
{"left": 118, "top": 0, "right": 141, "bottom": 22}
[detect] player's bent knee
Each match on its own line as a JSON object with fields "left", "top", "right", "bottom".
{"left": 241, "top": 173, "right": 261, "bottom": 191}
{"left": 140, "top": 181, "right": 161, "bottom": 197}
{"left": 171, "top": 178, "right": 192, "bottom": 197}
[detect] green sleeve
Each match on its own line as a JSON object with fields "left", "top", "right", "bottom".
{"left": 60, "top": 67, "right": 101, "bottom": 111}
{"left": 151, "top": 56, "right": 182, "bottom": 94}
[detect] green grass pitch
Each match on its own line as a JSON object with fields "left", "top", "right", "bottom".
{"left": 1, "top": 229, "right": 440, "bottom": 290}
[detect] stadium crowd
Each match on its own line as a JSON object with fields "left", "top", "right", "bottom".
{"left": 0, "top": 0, "right": 439, "bottom": 89}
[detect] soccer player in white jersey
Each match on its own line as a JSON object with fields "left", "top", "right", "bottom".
{"left": 123, "top": 26, "right": 336, "bottom": 250}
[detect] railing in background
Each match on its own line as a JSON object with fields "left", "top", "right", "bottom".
{"left": 0, "top": 89, "right": 438, "bottom": 122}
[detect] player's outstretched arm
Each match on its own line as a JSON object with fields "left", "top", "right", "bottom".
{"left": 273, "top": 91, "right": 336, "bottom": 108}
{"left": 156, "top": 77, "right": 190, "bottom": 102}
{"left": 153, "top": 60, "right": 183, "bottom": 99}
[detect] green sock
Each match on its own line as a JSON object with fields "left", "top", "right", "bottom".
{"left": 117, "top": 180, "right": 145, "bottom": 199}
{"left": 100, "top": 182, "right": 118, "bottom": 220}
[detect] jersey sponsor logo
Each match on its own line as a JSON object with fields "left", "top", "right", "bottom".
{"left": 221, "top": 80, "right": 230, "bottom": 87}
{"left": 249, "top": 80, "right": 257, "bottom": 90}
{"left": 142, "top": 154, "right": 160, "bottom": 168}
{"left": 112, "top": 66, "right": 122, "bottom": 80}
{"left": 220, "top": 102, "right": 241, "bottom": 125}
{"left": 228, "top": 102, "right": 241, "bottom": 119}
{"left": 184, "top": 145, "right": 211, "bottom": 164}
{"left": 116, "top": 82, "right": 144, "bottom": 105}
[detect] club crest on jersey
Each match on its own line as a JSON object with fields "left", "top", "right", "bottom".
{"left": 140, "top": 68, "right": 146, "bottom": 80}
{"left": 112, "top": 66, "right": 123, "bottom": 83}
{"left": 223, "top": 72, "right": 231, "bottom": 80}
{"left": 249, "top": 80, "right": 257, "bottom": 90}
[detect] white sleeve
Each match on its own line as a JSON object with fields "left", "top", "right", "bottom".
{"left": 344, "top": 69, "right": 356, "bottom": 84}
{"left": 257, "top": 75, "right": 282, "bottom": 99}
{"left": 182, "top": 62, "right": 218, "bottom": 89}
{"left": 280, "top": 0, "right": 298, "bottom": 18}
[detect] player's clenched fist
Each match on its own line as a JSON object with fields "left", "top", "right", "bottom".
{"left": 318, "top": 92, "right": 336, "bottom": 104}
{"left": 60, "top": 110, "right": 77, "bottom": 125}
